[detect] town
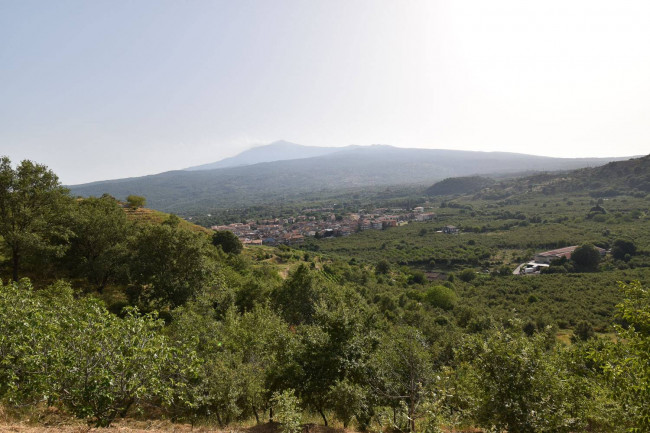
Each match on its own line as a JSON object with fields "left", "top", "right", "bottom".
{"left": 211, "top": 206, "right": 438, "bottom": 246}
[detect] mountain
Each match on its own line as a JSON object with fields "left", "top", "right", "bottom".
{"left": 69, "top": 144, "right": 634, "bottom": 215}
{"left": 185, "top": 140, "right": 354, "bottom": 170}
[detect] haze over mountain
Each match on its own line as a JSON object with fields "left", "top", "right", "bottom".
{"left": 185, "top": 140, "right": 354, "bottom": 170}
{"left": 69, "top": 143, "right": 634, "bottom": 215}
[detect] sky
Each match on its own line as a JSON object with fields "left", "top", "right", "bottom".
{"left": 1, "top": 0, "right": 649, "bottom": 185}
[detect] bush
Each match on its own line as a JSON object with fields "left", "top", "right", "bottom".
{"left": 571, "top": 321, "right": 594, "bottom": 342}
{"left": 126, "top": 195, "right": 146, "bottom": 209}
{"left": 458, "top": 269, "right": 476, "bottom": 282}
{"left": 570, "top": 244, "right": 601, "bottom": 272}
{"left": 272, "top": 389, "right": 302, "bottom": 433}
{"left": 611, "top": 239, "right": 636, "bottom": 261}
{"left": 0, "top": 279, "right": 181, "bottom": 427}
{"left": 425, "top": 285, "right": 458, "bottom": 310}
{"left": 212, "top": 230, "right": 243, "bottom": 255}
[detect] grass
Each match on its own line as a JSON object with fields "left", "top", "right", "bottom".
{"left": 125, "top": 207, "right": 213, "bottom": 235}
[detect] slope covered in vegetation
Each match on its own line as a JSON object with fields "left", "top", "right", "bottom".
{"left": 2, "top": 155, "right": 650, "bottom": 432}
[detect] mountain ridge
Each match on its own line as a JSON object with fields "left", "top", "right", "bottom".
{"left": 68, "top": 143, "right": 636, "bottom": 215}
{"left": 185, "top": 140, "right": 357, "bottom": 171}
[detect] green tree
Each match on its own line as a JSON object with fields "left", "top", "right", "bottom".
{"left": 464, "top": 324, "right": 585, "bottom": 433}
{"left": 0, "top": 279, "right": 181, "bottom": 427}
{"left": 372, "top": 326, "right": 434, "bottom": 432}
{"left": 128, "top": 219, "right": 219, "bottom": 308}
{"left": 56, "top": 306, "right": 176, "bottom": 426}
{"left": 65, "top": 196, "right": 131, "bottom": 291}
{"left": 296, "top": 286, "right": 377, "bottom": 426}
{"left": 599, "top": 281, "right": 650, "bottom": 432}
{"left": 425, "top": 285, "right": 457, "bottom": 310}
{"left": 611, "top": 239, "right": 636, "bottom": 261}
{"left": 375, "top": 259, "right": 391, "bottom": 275}
{"left": 125, "top": 195, "right": 146, "bottom": 209}
{"left": 212, "top": 230, "right": 243, "bottom": 255}
{"left": 271, "top": 389, "right": 303, "bottom": 433}
{"left": 0, "top": 157, "right": 73, "bottom": 281}
{"left": 457, "top": 269, "right": 476, "bottom": 282}
{"left": 570, "top": 244, "right": 601, "bottom": 272}
{"left": 273, "top": 264, "right": 321, "bottom": 325}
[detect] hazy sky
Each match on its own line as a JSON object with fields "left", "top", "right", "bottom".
{"left": 1, "top": 0, "right": 649, "bottom": 184}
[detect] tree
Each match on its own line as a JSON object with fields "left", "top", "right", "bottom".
{"left": 56, "top": 306, "right": 176, "bottom": 427}
{"left": 458, "top": 269, "right": 476, "bottom": 282}
{"left": 0, "top": 279, "right": 182, "bottom": 427}
{"left": 372, "top": 326, "right": 434, "bottom": 432}
{"left": 425, "top": 285, "right": 457, "bottom": 310}
{"left": 0, "top": 157, "right": 73, "bottom": 281}
{"left": 64, "top": 196, "right": 131, "bottom": 291}
{"left": 128, "top": 219, "right": 219, "bottom": 308}
{"left": 273, "top": 264, "right": 321, "bottom": 325}
{"left": 296, "top": 287, "right": 377, "bottom": 427}
{"left": 572, "top": 321, "right": 595, "bottom": 342}
{"left": 212, "top": 230, "right": 243, "bottom": 255}
{"left": 611, "top": 239, "right": 636, "bottom": 261}
{"left": 465, "top": 325, "right": 585, "bottom": 433}
{"left": 570, "top": 244, "right": 601, "bottom": 272}
{"left": 375, "top": 259, "right": 391, "bottom": 275}
{"left": 125, "top": 195, "right": 146, "bottom": 209}
{"left": 271, "top": 389, "right": 303, "bottom": 433}
{"left": 598, "top": 281, "right": 650, "bottom": 432}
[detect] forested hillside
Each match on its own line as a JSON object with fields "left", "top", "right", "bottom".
{"left": 2, "top": 156, "right": 650, "bottom": 433}
{"left": 68, "top": 146, "right": 630, "bottom": 215}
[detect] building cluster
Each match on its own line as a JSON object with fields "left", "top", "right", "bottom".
{"left": 211, "top": 207, "right": 436, "bottom": 246}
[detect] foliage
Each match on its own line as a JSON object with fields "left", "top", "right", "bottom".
{"left": 425, "top": 285, "right": 457, "bottom": 310}
{"left": 55, "top": 306, "right": 175, "bottom": 427}
{"left": 0, "top": 157, "right": 73, "bottom": 281}
{"left": 126, "top": 195, "right": 146, "bottom": 209}
{"left": 611, "top": 239, "right": 637, "bottom": 261}
{"left": 127, "top": 216, "right": 219, "bottom": 308}
{"left": 571, "top": 244, "right": 601, "bottom": 272}
{"left": 462, "top": 324, "right": 587, "bottom": 433}
{"left": 212, "top": 230, "right": 243, "bottom": 255}
{"left": 598, "top": 281, "right": 650, "bottom": 432}
{"left": 0, "top": 279, "right": 181, "bottom": 427}
{"left": 271, "top": 389, "right": 302, "bottom": 433}
{"left": 64, "top": 195, "right": 131, "bottom": 291}
{"left": 457, "top": 269, "right": 476, "bottom": 282}
{"left": 371, "top": 326, "right": 434, "bottom": 432}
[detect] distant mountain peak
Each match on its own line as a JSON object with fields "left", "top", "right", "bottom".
{"left": 185, "top": 140, "right": 353, "bottom": 171}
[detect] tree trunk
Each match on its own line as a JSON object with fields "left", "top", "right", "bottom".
{"left": 12, "top": 249, "right": 19, "bottom": 282}
{"left": 120, "top": 398, "right": 134, "bottom": 418}
{"left": 318, "top": 408, "right": 328, "bottom": 426}
{"left": 252, "top": 405, "right": 260, "bottom": 424}
{"left": 269, "top": 406, "right": 274, "bottom": 422}
{"left": 408, "top": 402, "right": 416, "bottom": 433}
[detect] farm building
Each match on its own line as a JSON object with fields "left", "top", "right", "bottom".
{"left": 534, "top": 245, "right": 606, "bottom": 264}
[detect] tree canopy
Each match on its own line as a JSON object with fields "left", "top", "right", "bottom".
{"left": 0, "top": 157, "right": 73, "bottom": 281}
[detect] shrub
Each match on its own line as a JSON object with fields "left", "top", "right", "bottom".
{"left": 458, "top": 269, "right": 476, "bottom": 282}
{"left": 425, "top": 285, "right": 458, "bottom": 310}
{"left": 272, "top": 389, "right": 302, "bottom": 433}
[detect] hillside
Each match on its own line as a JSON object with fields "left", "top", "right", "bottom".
{"left": 124, "top": 206, "right": 212, "bottom": 235}
{"left": 426, "top": 176, "right": 496, "bottom": 196}
{"left": 69, "top": 145, "right": 631, "bottom": 215}
{"left": 470, "top": 154, "right": 650, "bottom": 200}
